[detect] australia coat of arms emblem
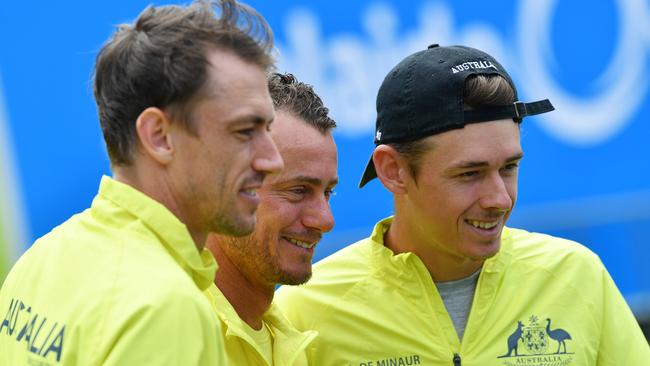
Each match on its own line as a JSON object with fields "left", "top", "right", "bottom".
{"left": 497, "top": 315, "right": 575, "bottom": 366}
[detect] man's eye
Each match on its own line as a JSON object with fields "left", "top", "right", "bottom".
{"left": 502, "top": 163, "right": 519, "bottom": 172}
{"left": 459, "top": 171, "right": 479, "bottom": 178}
{"left": 324, "top": 188, "right": 336, "bottom": 200}
{"left": 237, "top": 128, "right": 255, "bottom": 137}
{"left": 289, "top": 187, "right": 307, "bottom": 195}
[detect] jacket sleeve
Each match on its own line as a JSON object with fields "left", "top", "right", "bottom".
{"left": 596, "top": 261, "right": 650, "bottom": 365}
{"left": 100, "top": 292, "right": 227, "bottom": 366}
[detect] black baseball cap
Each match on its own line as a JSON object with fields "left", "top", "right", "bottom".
{"left": 358, "top": 44, "right": 554, "bottom": 188}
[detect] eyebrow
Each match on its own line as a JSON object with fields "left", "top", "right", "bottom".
{"left": 285, "top": 175, "right": 339, "bottom": 187}
{"left": 248, "top": 115, "right": 273, "bottom": 126}
{"left": 446, "top": 152, "right": 524, "bottom": 172}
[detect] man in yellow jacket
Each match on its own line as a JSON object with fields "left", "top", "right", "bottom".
{"left": 0, "top": 1, "right": 283, "bottom": 365}
{"left": 275, "top": 44, "right": 650, "bottom": 365}
{"left": 205, "top": 73, "right": 338, "bottom": 365}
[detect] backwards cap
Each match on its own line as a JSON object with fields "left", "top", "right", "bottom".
{"left": 358, "top": 44, "right": 554, "bottom": 188}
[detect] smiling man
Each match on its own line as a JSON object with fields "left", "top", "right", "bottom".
{"left": 0, "top": 1, "right": 283, "bottom": 365}
{"left": 275, "top": 45, "right": 650, "bottom": 365}
{"left": 204, "top": 73, "right": 338, "bottom": 365}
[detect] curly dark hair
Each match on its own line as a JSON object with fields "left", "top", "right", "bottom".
{"left": 267, "top": 73, "right": 336, "bottom": 134}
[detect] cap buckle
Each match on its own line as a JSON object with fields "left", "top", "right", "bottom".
{"left": 514, "top": 101, "right": 527, "bottom": 119}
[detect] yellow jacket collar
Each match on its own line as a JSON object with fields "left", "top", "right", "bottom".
{"left": 207, "top": 284, "right": 317, "bottom": 365}
{"left": 94, "top": 176, "right": 217, "bottom": 290}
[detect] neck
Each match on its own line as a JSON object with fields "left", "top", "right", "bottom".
{"left": 113, "top": 165, "right": 206, "bottom": 250}
{"left": 386, "top": 214, "right": 483, "bottom": 282}
{"left": 209, "top": 238, "right": 274, "bottom": 330}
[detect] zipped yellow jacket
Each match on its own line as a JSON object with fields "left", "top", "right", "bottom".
{"left": 275, "top": 217, "right": 649, "bottom": 366}
{"left": 204, "top": 284, "right": 317, "bottom": 365}
{"left": 0, "top": 176, "right": 225, "bottom": 365}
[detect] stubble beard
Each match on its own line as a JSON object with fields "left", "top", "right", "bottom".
{"left": 211, "top": 211, "right": 255, "bottom": 237}
{"left": 224, "top": 231, "right": 313, "bottom": 287}
{"left": 263, "top": 230, "right": 313, "bottom": 286}
{"left": 209, "top": 179, "right": 255, "bottom": 237}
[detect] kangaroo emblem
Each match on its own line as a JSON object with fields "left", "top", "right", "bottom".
{"left": 498, "top": 320, "right": 524, "bottom": 358}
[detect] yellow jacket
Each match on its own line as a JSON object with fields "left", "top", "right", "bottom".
{"left": 205, "top": 284, "right": 316, "bottom": 365}
{"left": 276, "top": 217, "right": 650, "bottom": 366}
{"left": 0, "top": 176, "right": 225, "bottom": 365}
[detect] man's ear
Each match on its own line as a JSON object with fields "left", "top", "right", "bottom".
{"left": 373, "top": 145, "right": 410, "bottom": 195}
{"left": 135, "top": 107, "right": 174, "bottom": 165}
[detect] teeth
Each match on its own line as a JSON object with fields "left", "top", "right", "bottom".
{"left": 468, "top": 220, "right": 498, "bottom": 229}
{"left": 287, "top": 238, "right": 315, "bottom": 249}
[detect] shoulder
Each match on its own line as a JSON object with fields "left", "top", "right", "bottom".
{"left": 314, "top": 237, "right": 375, "bottom": 279}
{"left": 94, "top": 272, "right": 219, "bottom": 363}
{"left": 97, "top": 289, "right": 221, "bottom": 365}
{"left": 504, "top": 227, "right": 601, "bottom": 267}
{"left": 284, "top": 236, "right": 374, "bottom": 291}
{"left": 501, "top": 227, "right": 608, "bottom": 289}
{"left": 4, "top": 207, "right": 214, "bottom": 329}
{"left": 275, "top": 237, "right": 374, "bottom": 327}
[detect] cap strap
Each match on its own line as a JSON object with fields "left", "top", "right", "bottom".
{"left": 464, "top": 99, "right": 554, "bottom": 123}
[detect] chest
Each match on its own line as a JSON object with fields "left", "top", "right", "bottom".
{"left": 310, "top": 275, "right": 599, "bottom": 366}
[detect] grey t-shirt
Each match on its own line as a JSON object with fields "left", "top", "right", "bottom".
{"left": 435, "top": 269, "right": 481, "bottom": 340}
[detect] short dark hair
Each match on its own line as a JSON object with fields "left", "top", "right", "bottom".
{"left": 94, "top": 0, "right": 274, "bottom": 166}
{"left": 392, "top": 74, "right": 516, "bottom": 179}
{"left": 267, "top": 73, "right": 336, "bottom": 134}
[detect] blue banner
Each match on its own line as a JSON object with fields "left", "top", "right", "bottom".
{"left": 1, "top": 0, "right": 648, "bottom": 314}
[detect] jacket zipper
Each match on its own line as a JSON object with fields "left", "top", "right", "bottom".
{"left": 453, "top": 353, "right": 461, "bottom": 366}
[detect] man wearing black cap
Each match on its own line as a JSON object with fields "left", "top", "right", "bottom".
{"left": 275, "top": 44, "right": 649, "bottom": 365}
